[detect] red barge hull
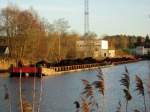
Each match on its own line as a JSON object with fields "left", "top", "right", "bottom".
{"left": 9, "top": 67, "right": 42, "bottom": 77}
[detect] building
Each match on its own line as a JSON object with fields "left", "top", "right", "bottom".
{"left": 76, "top": 39, "right": 109, "bottom": 58}
{"left": 108, "top": 50, "right": 115, "bottom": 57}
{"left": 0, "top": 46, "right": 9, "bottom": 56}
{"left": 134, "top": 46, "right": 150, "bottom": 55}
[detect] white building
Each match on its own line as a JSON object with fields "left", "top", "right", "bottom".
{"left": 76, "top": 39, "right": 109, "bottom": 58}
{"left": 134, "top": 46, "right": 150, "bottom": 55}
{"left": 108, "top": 50, "right": 115, "bottom": 57}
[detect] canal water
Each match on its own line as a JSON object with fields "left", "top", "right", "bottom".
{"left": 0, "top": 61, "right": 150, "bottom": 112}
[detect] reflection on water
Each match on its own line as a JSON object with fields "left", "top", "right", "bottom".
{"left": 0, "top": 61, "right": 149, "bottom": 112}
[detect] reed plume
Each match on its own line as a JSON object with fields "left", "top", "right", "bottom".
{"left": 92, "top": 67, "right": 104, "bottom": 96}
{"left": 82, "top": 79, "right": 94, "bottom": 99}
{"left": 81, "top": 98, "right": 90, "bottom": 112}
{"left": 81, "top": 79, "right": 98, "bottom": 112}
{"left": 123, "top": 89, "right": 132, "bottom": 101}
{"left": 92, "top": 67, "right": 105, "bottom": 112}
{"left": 120, "top": 67, "right": 130, "bottom": 90}
{"left": 22, "top": 98, "right": 32, "bottom": 112}
{"left": 135, "top": 75, "right": 146, "bottom": 112}
{"left": 120, "top": 66, "right": 132, "bottom": 112}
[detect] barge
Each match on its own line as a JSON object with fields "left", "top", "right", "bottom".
{"left": 9, "top": 67, "right": 42, "bottom": 77}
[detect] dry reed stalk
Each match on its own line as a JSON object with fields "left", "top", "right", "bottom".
{"left": 120, "top": 66, "right": 132, "bottom": 112}
{"left": 32, "top": 68, "right": 36, "bottom": 112}
{"left": 92, "top": 67, "right": 105, "bottom": 112}
{"left": 82, "top": 79, "right": 94, "bottom": 98}
{"left": 19, "top": 70, "right": 23, "bottom": 112}
{"left": 135, "top": 75, "right": 146, "bottom": 112}
{"left": 22, "top": 99, "right": 32, "bottom": 112}
{"left": 116, "top": 100, "right": 122, "bottom": 112}
{"left": 81, "top": 98, "right": 90, "bottom": 112}
{"left": 37, "top": 73, "right": 43, "bottom": 112}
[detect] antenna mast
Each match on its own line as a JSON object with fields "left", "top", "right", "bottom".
{"left": 84, "top": 0, "right": 89, "bottom": 35}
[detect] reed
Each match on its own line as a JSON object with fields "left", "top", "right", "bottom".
{"left": 76, "top": 64, "right": 150, "bottom": 112}
{"left": 135, "top": 75, "right": 146, "bottom": 112}
{"left": 81, "top": 79, "right": 97, "bottom": 112}
{"left": 22, "top": 98, "right": 32, "bottom": 112}
{"left": 81, "top": 79, "right": 94, "bottom": 99}
{"left": 19, "top": 71, "right": 23, "bottom": 112}
{"left": 37, "top": 73, "right": 43, "bottom": 112}
{"left": 81, "top": 97, "right": 90, "bottom": 112}
{"left": 32, "top": 67, "right": 36, "bottom": 112}
{"left": 116, "top": 100, "right": 121, "bottom": 112}
{"left": 92, "top": 67, "right": 105, "bottom": 96}
{"left": 120, "top": 66, "right": 132, "bottom": 112}
{"left": 92, "top": 67, "right": 105, "bottom": 112}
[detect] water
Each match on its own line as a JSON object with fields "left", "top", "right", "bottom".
{"left": 0, "top": 61, "right": 149, "bottom": 112}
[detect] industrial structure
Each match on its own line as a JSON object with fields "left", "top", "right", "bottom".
{"left": 84, "top": 0, "right": 90, "bottom": 35}
{"left": 76, "top": 39, "right": 109, "bottom": 58}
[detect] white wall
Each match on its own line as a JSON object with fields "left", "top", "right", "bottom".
{"left": 135, "top": 46, "right": 149, "bottom": 55}
{"left": 101, "top": 40, "right": 108, "bottom": 49}
{"left": 109, "top": 50, "right": 115, "bottom": 57}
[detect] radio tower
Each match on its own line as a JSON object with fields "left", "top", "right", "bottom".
{"left": 84, "top": 0, "right": 89, "bottom": 35}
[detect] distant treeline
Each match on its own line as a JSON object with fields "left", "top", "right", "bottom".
{"left": 104, "top": 34, "right": 150, "bottom": 49}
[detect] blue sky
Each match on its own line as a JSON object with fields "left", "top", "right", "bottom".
{"left": 0, "top": 0, "right": 150, "bottom": 37}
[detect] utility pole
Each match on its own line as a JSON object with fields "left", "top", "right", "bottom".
{"left": 84, "top": 0, "right": 90, "bottom": 35}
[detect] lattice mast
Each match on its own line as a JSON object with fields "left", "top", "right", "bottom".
{"left": 84, "top": 0, "right": 90, "bottom": 35}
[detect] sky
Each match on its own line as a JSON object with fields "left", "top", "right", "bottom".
{"left": 0, "top": 0, "right": 150, "bottom": 37}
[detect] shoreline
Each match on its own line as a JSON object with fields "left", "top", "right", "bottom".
{"left": 0, "top": 59, "right": 142, "bottom": 77}
{"left": 44, "top": 65, "right": 113, "bottom": 76}
{"left": 42, "top": 59, "right": 141, "bottom": 76}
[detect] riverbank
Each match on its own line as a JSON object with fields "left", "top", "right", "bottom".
{"left": 0, "top": 57, "right": 142, "bottom": 77}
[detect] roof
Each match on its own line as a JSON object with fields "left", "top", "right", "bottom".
{"left": 144, "top": 44, "right": 150, "bottom": 48}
